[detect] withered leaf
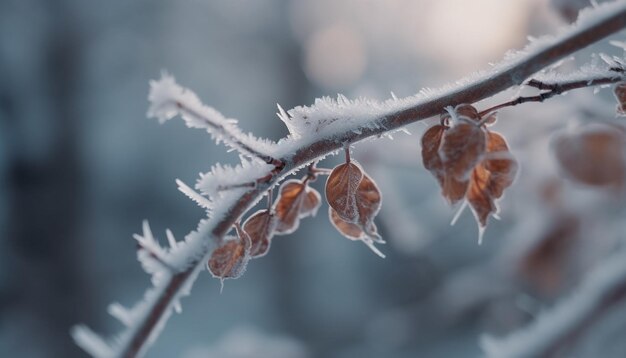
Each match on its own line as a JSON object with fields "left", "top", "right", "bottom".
{"left": 207, "top": 235, "right": 250, "bottom": 281}
{"left": 421, "top": 124, "right": 446, "bottom": 187}
{"left": 329, "top": 208, "right": 385, "bottom": 258}
{"left": 300, "top": 187, "right": 321, "bottom": 217}
{"left": 242, "top": 209, "right": 276, "bottom": 258}
{"left": 274, "top": 180, "right": 307, "bottom": 234}
{"left": 467, "top": 164, "right": 497, "bottom": 228}
{"left": 553, "top": 123, "right": 626, "bottom": 188}
{"left": 615, "top": 82, "right": 626, "bottom": 116}
{"left": 274, "top": 180, "right": 322, "bottom": 235}
{"left": 355, "top": 173, "right": 383, "bottom": 239}
{"left": 325, "top": 162, "right": 363, "bottom": 222}
{"left": 443, "top": 175, "right": 469, "bottom": 205}
{"left": 440, "top": 121, "right": 486, "bottom": 181}
{"left": 483, "top": 131, "right": 518, "bottom": 199}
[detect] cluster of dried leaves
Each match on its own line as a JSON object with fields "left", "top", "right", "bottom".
{"left": 208, "top": 81, "right": 626, "bottom": 284}
{"left": 208, "top": 176, "right": 321, "bottom": 283}
{"left": 421, "top": 104, "right": 518, "bottom": 241}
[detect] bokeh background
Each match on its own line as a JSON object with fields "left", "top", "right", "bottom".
{"left": 1, "top": 0, "right": 626, "bottom": 357}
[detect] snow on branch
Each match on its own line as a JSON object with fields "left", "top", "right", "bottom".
{"left": 481, "top": 249, "right": 626, "bottom": 358}
{"left": 73, "top": 2, "right": 626, "bottom": 357}
{"left": 147, "top": 73, "right": 281, "bottom": 166}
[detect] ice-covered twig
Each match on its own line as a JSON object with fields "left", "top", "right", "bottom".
{"left": 481, "top": 249, "right": 626, "bottom": 358}
{"left": 147, "top": 74, "right": 283, "bottom": 167}
{"left": 73, "top": 3, "right": 626, "bottom": 358}
{"left": 479, "top": 73, "right": 626, "bottom": 117}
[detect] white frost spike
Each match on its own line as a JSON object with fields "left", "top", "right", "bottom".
{"left": 610, "top": 40, "right": 626, "bottom": 51}
{"left": 71, "top": 325, "right": 114, "bottom": 358}
{"left": 195, "top": 160, "right": 273, "bottom": 198}
{"left": 176, "top": 179, "right": 213, "bottom": 211}
{"left": 362, "top": 238, "right": 386, "bottom": 259}
{"left": 108, "top": 302, "right": 133, "bottom": 327}
{"left": 165, "top": 229, "right": 178, "bottom": 249}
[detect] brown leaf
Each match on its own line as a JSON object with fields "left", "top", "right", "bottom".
{"left": 274, "top": 180, "right": 322, "bottom": 235}
{"left": 467, "top": 164, "right": 497, "bottom": 228}
{"left": 207, "top": 235, "right": 250, "bottom": 281}
{"left": 421, "top": 124, "right": 446, "bottom": 187}
{"left": 274, "top": 180, "right": 307, "bottom": 234}
{"left": 442, "top": 175, "right": 469, "bottom": 205}
{"left": 354, "top": 173, "right": 382, "bottom": 237}
{"left": 300, "top": 187, "right": 321, "bottom": 217}
{"left": 483, "top": 131, "right": 518, "bottom": 198}
{"left": 242, "top": 209, "right": 276, "bottom": 258}
{"left": 329, "top": 207, "right": 385, "bottom": 257}
{"left": 325, "top": 162, "right": 363, "bottom": 222}
{"left": 329, "top": 207, "right": 371, "bottom": 241}
{"left": 440, "top": 121, "right": 486, "bottom": 181}
{"left": 615, "top": 82, "right": 626, "bottom": 116}
{"left": 553, "top": 123, "right": 626, "bottom": 188}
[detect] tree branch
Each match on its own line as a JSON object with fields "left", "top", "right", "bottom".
{"left": 73, "top": 3, "right": 626, "bottom": 357}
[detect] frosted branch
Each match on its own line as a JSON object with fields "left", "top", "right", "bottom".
{"left": 74, "top": 2, "right": 626, "bottom": 357}
{"left": 147, "top": 73, "right": 283, "bottom": 166}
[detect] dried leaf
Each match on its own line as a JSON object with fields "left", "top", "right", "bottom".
{"left": 274, "top": 180, "right": 322, "bottom": 235}
{"left": 274, "top": 180, "right": 307, "bottom": 234}
{"left": 242, "top": 209, "right": 276, "bottom": 258}
{"left": 325, "top": 162, "right": 363, "bottom": 222}
{"left": 329, "top": 207, "right": 371, "bottom": 241}
{"left": 440, "top": 121, "right": 486, "bottom": 181}
{"left": 467, "top": 165, "right": 497, "bottom": 228}
{"left": 300, "top": 187, "right": 321, "bottom": 217}
{"left": 354, "top": 173, "right": 382, "bottom": 238}
{"left": 615, "top": 82, "right": 626, "bottom": 116}
{"left": 329, "top": 208, "right": 385, "bottom": 258}
{"left": 553, "top": 123, "right": 626, "bottom": 188}
{"left": 207, "top": 235, "right": 250, "bottom": 281}
{"left": 442, "top": 175, "right": 469, "bottom": 205}
{"left": 421, "top": 124, "right": 446, "bottom": 187}
{"left": 483, "top": 131, "right": 518, "bottom": 198}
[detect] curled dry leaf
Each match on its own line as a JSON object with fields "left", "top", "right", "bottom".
{"left": 421, "top": 124, "right": 446, "bottom": 187}
{"left": 615, "top": 82, "right": 626, "bottom": 116}
{"left": 467, "top": 130, "right": 517, "bottom": 234}
{"left": 242, "top": 209, "right": 276, "bottom": 258}
{"left": 354, "top": 173, "right": 383, "bottom": 239}
{"left": 300, "top": 188, "right": 321, "bottom": 216}
{"left": 274, "top": 179, "right": 322, "bottom": 235}
{"left": 483, "top": 131, "right": 518, "bottom": 199}
{"left": 325, "top": 162, "right": 363, "bottom": 223}
{"left": 467, "top": 165, "right": 496, "bottom": 228}
{"left": 329, "top": 208, "right": 384, "bottom": 258}
{"left": 207, "top": 235, "right": 251, "bottom": 282}
{"left": 553, "top": 123, "right": 626, "bottom": 188}
{"left": 440, "top": 120, "right": 486, "bottom": 181}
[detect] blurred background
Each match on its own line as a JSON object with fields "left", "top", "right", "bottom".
{"left": 1, "top": 0, "right": 626, "bottom": 357}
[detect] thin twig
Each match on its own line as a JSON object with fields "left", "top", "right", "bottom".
{"left": 478, "top": 75, "right": 625, "bottom": 117}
